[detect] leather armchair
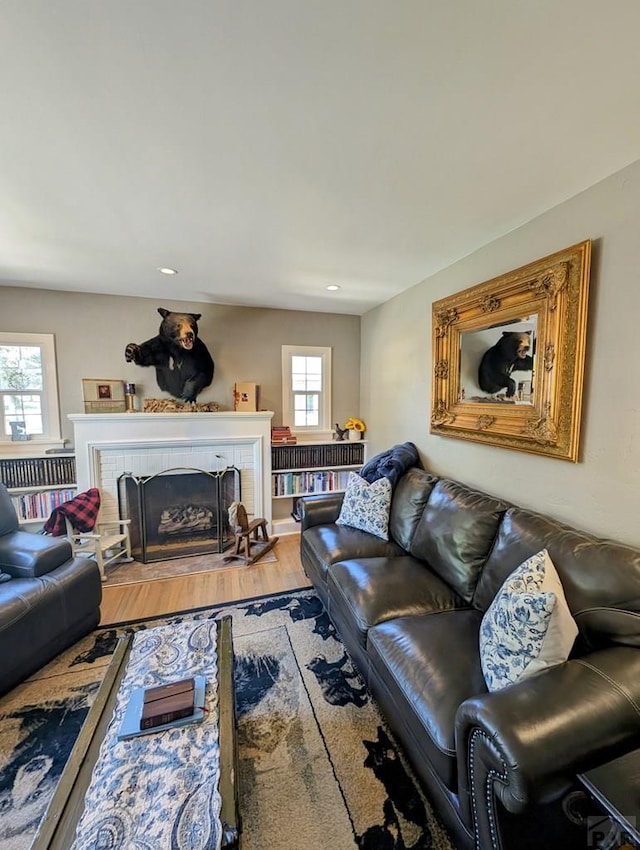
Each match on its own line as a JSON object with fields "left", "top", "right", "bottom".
{"left": 0, "top": 483, "right": 102, "bottom": 695}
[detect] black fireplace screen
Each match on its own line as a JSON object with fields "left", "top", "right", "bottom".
{"left": 118, "top": 466, "right": 241, "bottom": 563}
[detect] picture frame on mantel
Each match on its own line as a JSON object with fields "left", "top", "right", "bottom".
{"left": 430, "top": 240, "right": 592, "bottom": 462}
{"left": 82, "top": 378, "right": 126, "bottom": 413}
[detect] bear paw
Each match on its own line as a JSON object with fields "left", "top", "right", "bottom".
{"left": 125, "top": 343, "right": 141, "bottom": 363}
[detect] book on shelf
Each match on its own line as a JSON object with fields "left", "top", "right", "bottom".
{"left": 117, "top": 675, "right": 206, "bottom": 740}
{"left": 271, "top": 425, "right": 297, "bottom": 445}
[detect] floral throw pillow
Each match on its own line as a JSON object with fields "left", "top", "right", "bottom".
{"left": 336, "top": 472, "right": 392, "bottom": 541}
{"left": 480, "top": 549, "right": 578, "bottom": 692}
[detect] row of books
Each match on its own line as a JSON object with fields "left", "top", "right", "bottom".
{"left": 11, "top": 488, "right": 76, "bottom": 521}
{"left": 0, "top": 455, "right": 76, "bottom": 489}
{"left": 271, "top": 425, "right": 297, "bottom": 445}
{"left": 272, "top": 470, "right": 352, "bottom": 497}
{"left": 272, "top": 441, "right": 364, "bottom": 470}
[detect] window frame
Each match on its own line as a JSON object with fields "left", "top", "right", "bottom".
{"left": 281, "top": 345, "right": 332, "bottom": 439}
{"left": 0, "top": 332, "right": 62, "bottom": 448}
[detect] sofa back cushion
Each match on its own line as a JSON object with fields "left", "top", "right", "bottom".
{"left": 474, "top": 507, "right": 640, "bottom": 649}
{"left": 409, "top": 480, "right": 508, "bottom": 602}
{"left": 389, "top": 468, "right": 439, "bottom": 551}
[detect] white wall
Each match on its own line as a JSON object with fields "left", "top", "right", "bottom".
{"left": 0, "top": 291, "right": 361, "bottom": 447}
{"left": 361, "top": 158, "right": 640, "bottom": 547}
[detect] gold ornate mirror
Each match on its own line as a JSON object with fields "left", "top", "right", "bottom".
{"left": 431, "top": 240, "right": 591, "bottom": 461}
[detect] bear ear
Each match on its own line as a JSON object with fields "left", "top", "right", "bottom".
{"left": 158, "top": 308, "right": 171, "bottom": 318}
{"left": 190, "top": 313, "right": 202, "bottom": 322}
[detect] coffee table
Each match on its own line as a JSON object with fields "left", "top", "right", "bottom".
{"left": 33, "top": 616, "right": 240, "bottom": 849}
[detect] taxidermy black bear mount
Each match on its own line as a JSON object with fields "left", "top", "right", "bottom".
{"left": 478, "top": 331, "right": 533, "bottom": 398}
{"left": 125, "top": 308, "right": 215, "bottom": 402}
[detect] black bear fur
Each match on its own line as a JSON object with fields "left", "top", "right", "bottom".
{"left": 125, "top": 308, "right": 214, "bottom": 402}
{"left": 478, "top": 331, "right": 533, "bottom": 398}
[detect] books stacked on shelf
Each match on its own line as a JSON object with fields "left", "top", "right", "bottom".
{"left": 0, "top": 455, "right": 76, "bottom": 489}
{"left": 271, "top": 441, "right": 364, "bottom": 470}
{"left": 10, "top": 488, "right": 76, "bottom": 522}
{"left": 272, "top": 469, "right": 353, "bottom": 497}
{"left": 118, "top": 676, "right": 207, "bottom": 741}
{"left": 271, "top": 425, "right": 297, "bottom": 445}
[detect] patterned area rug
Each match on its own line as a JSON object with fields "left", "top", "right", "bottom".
{"left": 0, "top": 590, "right": 456, "bottom": 850}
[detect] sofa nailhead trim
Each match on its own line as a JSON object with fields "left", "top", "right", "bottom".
{"left": 468, "top": 727, "right": 507, "bottom": 850}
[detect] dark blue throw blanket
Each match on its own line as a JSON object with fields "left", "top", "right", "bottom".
{"left": 359, "top": 441, "right": 421, "bottom": 488}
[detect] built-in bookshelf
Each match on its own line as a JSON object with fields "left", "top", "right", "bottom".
{"left": 0, "top": 454, "right": 77, "bottom": 525}
{"left": 271, "top": 440, "right": 366, "bottom": 534}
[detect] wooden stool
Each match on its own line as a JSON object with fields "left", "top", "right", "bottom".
{"left": 223, "top": 502, "right": 278, "bottom": 565}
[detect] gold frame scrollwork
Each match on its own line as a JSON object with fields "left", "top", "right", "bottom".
{"left": 430, "top": 240, "right": 591, "bottom": 461}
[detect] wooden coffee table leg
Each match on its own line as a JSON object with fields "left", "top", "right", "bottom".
{"left": 217, "top": 615, "right": 241, "bottom": 848}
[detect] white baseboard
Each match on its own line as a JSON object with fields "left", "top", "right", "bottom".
{"left": 272, "top": 517, "right": 301, "bottom": 536}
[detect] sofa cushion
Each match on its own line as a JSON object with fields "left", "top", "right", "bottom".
{"left": 473, "top": 507, "right": 640, "bottom": 649}
{"left": 409, "top": 479, "right": 507, "bottom": 602}
{"left": 367, "top": 610, "right": 487, "bottom": 791}
{"left": 388, "top": 469, "right": 440, "bottom": 551}
{"left": 327, "top": 556, "right": 466, "bottom": 650}
{"left": 480, "top": 549, "right": 578, "bottom": 691}
{"left": 337, "top": 473, "right": 392, "bottom": 540}
{"left": 300, "top": 524, "right": 405, "bottom": 603}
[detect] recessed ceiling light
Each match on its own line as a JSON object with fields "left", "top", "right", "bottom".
{"left": 157, "top": 267, "right": 178, "bottom": 275}
{"left": 326, "top": 284, "right": 340, "bottom": 291}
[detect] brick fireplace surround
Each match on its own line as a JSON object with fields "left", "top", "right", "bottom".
{"left": 69, "top": 411, "right": 274, "bottom": 529}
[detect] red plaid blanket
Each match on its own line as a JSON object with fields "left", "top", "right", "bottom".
{"left": 43, "top": 488, "right": 101, "bottom": 536}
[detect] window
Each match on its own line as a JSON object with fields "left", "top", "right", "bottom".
{"left": 0, "top": 333, "right": 62, "bottom": 444}
{"left": 282, "top": 345, "right": 332, "bottom": 435}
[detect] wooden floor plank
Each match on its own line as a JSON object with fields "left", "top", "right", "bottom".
{"left": 99, "top": 533, "right": 308, "bottom": 625}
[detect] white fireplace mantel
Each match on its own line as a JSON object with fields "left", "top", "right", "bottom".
{"left": 69, "top": 411, "right": 274, "bottom": 526}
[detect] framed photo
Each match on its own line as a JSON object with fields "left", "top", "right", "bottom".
{"left": 430, "top": 240, "right": 591, "bottom": 461}
{"left": 82, "top": 378, "right": 126, "bottom": 413}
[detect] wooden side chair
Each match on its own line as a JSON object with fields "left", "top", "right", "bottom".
{"left": 44, "top": 487, "right": 133, "bottom": 582}
{"left": 223, "top": 502, "right": 278, "bottom": 565}
{"left": 64, "top": 516, "right": 133, "bottom": 581}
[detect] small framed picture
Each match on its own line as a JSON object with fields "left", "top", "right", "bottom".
{"left": 82, "top": 379, "right": 126, "bottom": 413}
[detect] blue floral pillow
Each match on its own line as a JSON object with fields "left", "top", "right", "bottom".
{"left": 480, "top": 549, "right": 578, "bottom": 692}
{"left": 336, "top": 473, "right": 392, "bottom": 541}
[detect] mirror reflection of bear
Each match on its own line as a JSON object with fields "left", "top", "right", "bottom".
{"left": 125, "top": 308, "right": 214, "bottom": 402}
{"left": 478, "top": 331, "right": 533, "bottom": 398}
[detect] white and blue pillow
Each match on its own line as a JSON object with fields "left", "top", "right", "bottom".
{"left": 480, "top": 549, "right": 578, "bottom": 692}
{"left": 337, "top": 473, "right": 392, "bottom": 541}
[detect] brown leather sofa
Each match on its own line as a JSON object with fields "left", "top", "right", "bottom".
{"left": 299, "top": 468, "right": 640, "bottom": 850}
{"left": 0, "top": 483, "right": 102, "bottom": 696}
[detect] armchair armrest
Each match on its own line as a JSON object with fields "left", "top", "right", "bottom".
{"left": 0, "top": 529, "right": 73, "bottom": 578}
{"left": 455, "top": 646, "right": 640, "bottom": 847}
{"left": 298, "top": 493, "right": 344, "bottom": 532}
{"left": 95, "top": 518, "right": 131, "bottom": 532}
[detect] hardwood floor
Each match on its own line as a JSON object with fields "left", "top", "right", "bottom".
{"left": 99, "top": 532, "right": 309, "bottom": 625}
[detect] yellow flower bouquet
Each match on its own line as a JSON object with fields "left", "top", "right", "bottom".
{"left": 344, "top": 417, "right": 366, "bottom": 433}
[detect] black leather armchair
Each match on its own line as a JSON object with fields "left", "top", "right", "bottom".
{"left": 0, "top": 483, "right": 102, "bottom": 695}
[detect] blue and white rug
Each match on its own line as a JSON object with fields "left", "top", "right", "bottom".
{"left": 0, "top": 590, "right": 455, "bottom": 850}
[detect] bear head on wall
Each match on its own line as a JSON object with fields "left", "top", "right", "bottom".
{"left": 125, "top": 308, "right": 215, "bottom": 402}
{"left": 477, "top": 331, "right": 533, "bottom": 398}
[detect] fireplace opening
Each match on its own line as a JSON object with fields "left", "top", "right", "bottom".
{"left": 118, "top": 466, "right": 241, "bottom": 563}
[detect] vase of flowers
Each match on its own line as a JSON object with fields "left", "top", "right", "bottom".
{"left": 344, "top": 417, "right": 366, "bottom": 441}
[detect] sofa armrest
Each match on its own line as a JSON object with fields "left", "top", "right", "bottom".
{"left": 0, "top": 530, "right": 73, "bottom": 578}
{"left": 298, "top": 493, "right": 344, "bottom": 531}
{"left": 455, "top": 646, "right": 640, "bottom": 846}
